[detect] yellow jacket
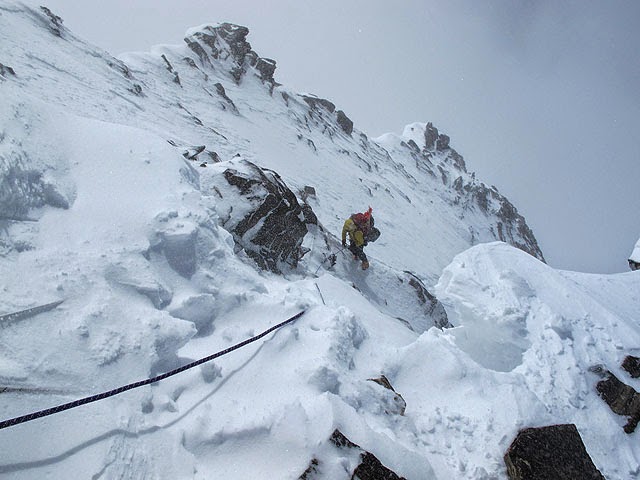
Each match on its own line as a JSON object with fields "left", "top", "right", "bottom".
{"left": 342, "top": 218, "right": 365, "bottom": 247}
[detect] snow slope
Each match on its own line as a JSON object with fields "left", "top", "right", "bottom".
{"left": 1, "top": 3, "right": 639, "bottom": 479}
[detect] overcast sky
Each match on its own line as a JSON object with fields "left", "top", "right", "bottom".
{"left": 24, "top": 0, "right": 640, "bottom": 274}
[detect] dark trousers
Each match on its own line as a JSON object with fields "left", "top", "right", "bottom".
{"left": 348, "top": 242, "right": 367, "bottom": 262}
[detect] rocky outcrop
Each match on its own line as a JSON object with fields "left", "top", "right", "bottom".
{"left": 422, "top": 122, "right": 466, "bottom": 171}
{"left": 183, "top": 23, "right": 277, "bottom": 85}
{"left": 302, "top": 95, "right": 336, "bottom": 113}
{"left": 38, "top": 6, "right": 65, "bottom": 37}
{"left": 211, "top": 159, "right": 316, "bottom": 273}
{"left": 504, "top": 424, "right": 604, "bottom": 480}
{"left": 453, "top": 180, "right": 545, "bottom": 262}
{"left": 302, "top": 96, "right": 355, "bottom": 136}
{"left": 336, "top": 110, "right": 354, "bottom": 135}
{"left": 299, "top": 430, "right": 405, "bottom": 479}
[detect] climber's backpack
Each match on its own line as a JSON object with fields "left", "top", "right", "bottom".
{"left": 350, "top": 213, "right": 380, "bottom": 243}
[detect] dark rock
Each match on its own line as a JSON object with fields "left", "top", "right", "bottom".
{"left": 160, "top": 54, "right": 181, "bottom": 85}
{"left": 329, "top": 430, "right": 405, "bottom": 480}
{"left": 448, "top": 149, "right": 467, "bottom": 172}
{"left": 128, "top": 83, "right": 143, "bottom": 96}
{"left": 354, "top": 452, "right": 405, "bottom": 480}
{"left": 622, "top": 355, "right": 640, "bottom": 378}
{"left": 629, "top": 259, "right": 640, "bottom": 271}
{"left": 39, "top": 6, "right": 64, "bottom": 37}
{"left": 184, "top": 38, "right": 212, "bottom": 67}
{"left": 219, "top": 160, "right": 316, "bottom": 273}
{"left": 213, "top": 82, "right": 238, "bottom": 113}
{"left": 255, "top": 57, "right": 277, "bottom": 83}
{"left": 302, "top": 95, "right": 336, "bottom": 113}
{"left": 504, "top": 424, "right": 605, "bottom": 480}
{"left": 303, "top": 185, "right": 316, "bottom": 198}
{"left": 436, "top": 133, "right": 450, "bottom": 151}
{"left": 298, "top": 458, "right": 319, "bottom": 479}
{"left": 216, "top": 23, "right": 251, "bottom": 63}
{"left": 336, "top": 110, "right": 354, "bottom": 135}
{"left": 330, "top": 429, "right": 359, "bottom": 449}
{"left": 594, "top": 367, "right": 640, "bottom": 433}
{"left": 0, "top": 63, "right": 16, "bottom": 78}
{"left": 424, "top": 122, "right": 439, "bottom": 150}
{"left": 406, "top": 139, "right": 420, "bottom": 152}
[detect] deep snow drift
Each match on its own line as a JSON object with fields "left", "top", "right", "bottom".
{"left": 1, "top": 3, "right": 639, "bottom": 479}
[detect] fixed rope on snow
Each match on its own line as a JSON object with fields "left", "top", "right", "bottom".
{"left": 0, "top": 310, "right": 305, "bottom": 430}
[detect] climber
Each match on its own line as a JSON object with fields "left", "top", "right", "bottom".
{"left": 341, "top": 207, "right": 380, "bottom": 270}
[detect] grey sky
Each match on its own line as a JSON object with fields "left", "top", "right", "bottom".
{"left": 24, "top": 0, "right": 640, "bottom": 273}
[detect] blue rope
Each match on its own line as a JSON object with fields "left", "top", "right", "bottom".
{"left": 0, "top": 310, "right": 305, "bottom": 430}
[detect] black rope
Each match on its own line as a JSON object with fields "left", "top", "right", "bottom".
{"left": 0, "top": 310, "right": 305, "bottom": 430}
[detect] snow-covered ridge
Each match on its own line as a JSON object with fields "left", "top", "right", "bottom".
{"left": 2, "top": 3, "right": 638, "bottom": 479}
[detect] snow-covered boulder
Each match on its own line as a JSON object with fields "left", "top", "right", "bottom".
{"left": 206, "top": 159, "right": 316, "bottom": 273}
{"left": 300, "top": 429, "right": 406, "bottom": 480}
{"left": 183, "top": 23, "right": 277, "bottom": 85}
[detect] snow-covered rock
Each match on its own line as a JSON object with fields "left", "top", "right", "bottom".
{"left": 629, "top": 237, "right": 640, "bottom": 270}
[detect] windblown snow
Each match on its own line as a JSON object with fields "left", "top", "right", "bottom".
{"left": 0, "top": 2, "right": 639, "bottom": 479}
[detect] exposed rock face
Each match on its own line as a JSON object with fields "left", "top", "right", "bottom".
{"left": 453, "top": 180, "right": 544, "bottom": 261}
{"left": 212, "top": 159, "right": 317, "bottom": 273}
{"left": 592, "top": 365, "right": 640, "bottom": 433}
{"left": 504, "top": 424, "right": 604, "bottom": 480}
{"left": 399, "top": 121, "right": 544, "bottom": 262}
{"left": 336, "top": 110, "right": 354, "bottom": 135}
{"left": 302, "top": 95, "right": 336, "bottom": 113}
{"left": 183, "top": 23, "right": 277, "bottom": 84}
